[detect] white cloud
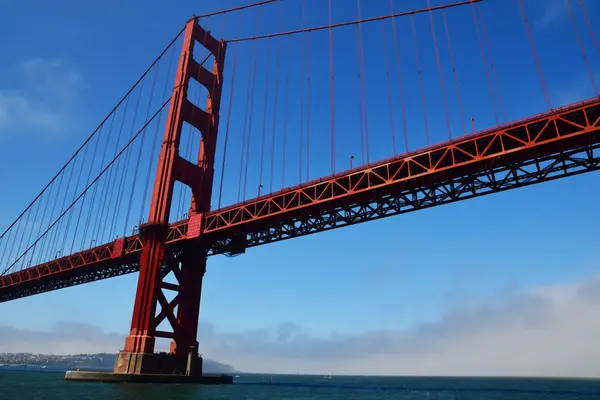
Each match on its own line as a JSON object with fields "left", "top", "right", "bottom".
{"left": 539, "top": 0, "right": 600, "bottom": 30}
{"left": 2, "top": 275, "right": 600, "bottom": 377}
{"left": 199, "top": 276, "right": 600, "bottom": 376}
{"left": 0, "top": 322, "right": 123, "bottom": 355}
{"left": 0, "top": 59, "right": 82, "bottom": 135}
{"left": 554, "top": 70, "right": 600, "bottom": 106}
{"left": 537, "top": 0, "right": 566, "bottom": 29}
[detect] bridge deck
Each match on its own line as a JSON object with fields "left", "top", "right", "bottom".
{"left": 2, "top": 97, "right": 600, "bottom": 302}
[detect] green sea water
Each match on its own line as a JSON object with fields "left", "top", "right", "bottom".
{"left": 1, "top": 369, "right": 599, "bottom": 399}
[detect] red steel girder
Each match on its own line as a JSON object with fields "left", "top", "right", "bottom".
{"left": 203, "top": 97, "right": 600, "bottom": 235}
{"left": 211, "top": 138, "right": 600, "bottom": 254}
{"left": 1, "top": 97, "right": 600, "bottom": 302}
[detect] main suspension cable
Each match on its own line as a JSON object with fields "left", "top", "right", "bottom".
{"left": 1, "top": 97, "right": 172, "bottom": 276}
{"left": 0, "top": 26, "right": 186, "bottom": 241}
{"left": 226, "top": 0, "right": 483, "bottom": 43}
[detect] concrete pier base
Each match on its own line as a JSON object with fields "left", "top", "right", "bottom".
{"left": 65, "top": 349, "right": 233, "bottom": 384}
{"left": 113, "top": 351, "right": 200, "bottom": 376}
{"left": 64, "top": 370, "right": 233, "bottom": 384}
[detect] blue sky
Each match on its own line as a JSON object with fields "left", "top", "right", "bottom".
{"left": 1, "top": 0, "right": 600, "bottom": 376}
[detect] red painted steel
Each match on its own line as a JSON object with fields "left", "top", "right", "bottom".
{"left": 120, "top": 17, "right": 226, "bottom": 363}
{"left": 226, "top": 0, "right": 481, "bottom": 43}
{"left": 169, "top": 21, "right": 226, "bottom": 357}
{"left": 1, "top": 6, "right": 600, "bottom": 378}
{"left": 2, "top": 96, "right": 599, "bottom": 303}
{"left": 203, "top": 96, "right": 600, "bottom": 233}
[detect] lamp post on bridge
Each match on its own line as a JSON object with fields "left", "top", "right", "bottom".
{"left": 349, "top": 155, "right": 355, "bottom": 187}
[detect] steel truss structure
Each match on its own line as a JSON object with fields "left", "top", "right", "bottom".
{"left": 2, "top": 97, "right": 600, "bottom": 303}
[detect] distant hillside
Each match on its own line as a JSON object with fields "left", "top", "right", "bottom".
{"left": 0, "top": 353, "right": 236, "bottom": 374}
{"left": 203, "top": 358, "right": 237, "bottom": 374}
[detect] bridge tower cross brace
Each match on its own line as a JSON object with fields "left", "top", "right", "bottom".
{"left": 114, "top": 18, "right": 226, "bottom": 376}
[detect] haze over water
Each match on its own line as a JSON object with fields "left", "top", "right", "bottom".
{"left": 2, "top": 370, "right": 600, "bottom": 400}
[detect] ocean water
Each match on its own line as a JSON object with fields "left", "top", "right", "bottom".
{"left": 1, "top": 369, "right": 599, "bottom": 400}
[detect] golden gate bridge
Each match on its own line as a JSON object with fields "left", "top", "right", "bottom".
{"left": 1, "top": 0, "right": 599, "bottom": 379}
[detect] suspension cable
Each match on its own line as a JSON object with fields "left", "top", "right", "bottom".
{"left": 477, "top": 2, "right": 506, "bottom": 122}
{"left": 516, "top": 0, "right": 552, "bottom": 109}
{"left": 328, "top": 0, "right": 336, "bottom": 173}
{"left": 411, "top": 15, "right": 430, "bottom": 146}
{"left": 471, "top": 1, "right": 499, "bottom": 125}
{"left": 442, "top": 9, "right": 467, "bottom": 134}
{"left": 578, "top": 0, "right": 600, "bottom": 58}
{"left": 226, "top": 0, "right": 482, "bottom": 43}
{"left": 381, "top": 20, "right": 397, "bottom": 154}
{"left": 218, "top": 41, "right": 241, "bottom": 208}
{"left": 427, "top": 0, "right": 452, "bottom": 139}
{"left": 357, "top": 0, "right": 370, "bottom": 163}
{"left": 1, "top": 97, "right": 172, "bottom": 276}
{"left": 389, "top": 0, "right": 409, "bottom": 153}
{"left": 269, "top": 1, "right": 284, "bottom": 194}
{"left": 564, "top": 0, "right": 598, "bottom": 95}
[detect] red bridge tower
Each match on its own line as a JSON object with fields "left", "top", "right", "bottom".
{"left": 113, "top": 18, "right": 226, "bottom": 377}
